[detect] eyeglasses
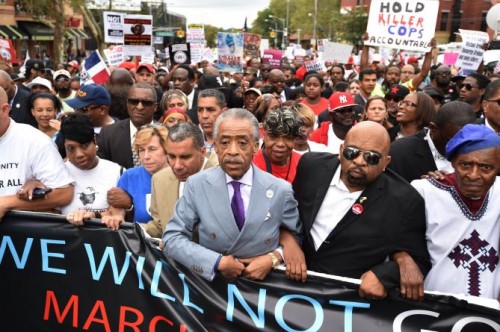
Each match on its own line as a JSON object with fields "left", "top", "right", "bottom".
{"left": 398, "top": 100, "right": 418, "bottom": 108}
{"left": 342, "top": 146, "right": 383, "bottom": 166}
{"left": 459, "top": 83, "right": 478, "bottom": 91}
{"left": 127, "top": 98, "right": 156, "bottom": 107}
{"left": 486, "top": 99, "right": 500, "bottom": 106}
{"left": 56, "top": 77, "right": 70, "bottom": 82}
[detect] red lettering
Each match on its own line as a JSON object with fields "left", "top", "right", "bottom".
{"left": 149, "top": 315, "right": 174, "bottom": 331}
{"left": 83, "top": 300, "right": 111, "bottom": 332}
{"left": 119, "top": 306, "right": 144, "bottom": 332}
{"left": 417, "top": 17, "right": 424, "bottom": 27}
{"left": 408, "top": 16, "right": 415, "bottom": 26}
{"left": 43, "top": 290, "right": 79, "bottom": 327}
{"left": 378, "top": 13, "right": 386, "bottom": 25}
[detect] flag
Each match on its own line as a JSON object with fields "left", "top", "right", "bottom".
{"left": 80, "top": 50, "right": 110, "bottom": 85}
{"left": 0, "top": 38, "right": 18, "bottom": 66}
{"left": 242, "top": 17, "right": 248, "bottom": 32}
{"left": 18, "top": 50, "right": 30, "bottom": 79}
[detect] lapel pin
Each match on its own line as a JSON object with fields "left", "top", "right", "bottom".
{"left": 16, "top": 103, "right": 20, "bottom": 109}
{"left": 266, "top": 190, "right": 274, "bottom": 198}
{"left": 265, "top": 212, "right": 271, "bottom": 221}
{"left": 352, "top": 203, "right": 363, "bottom": 215}
{"left": 359, "top": 197, "right": 367, "bottom": 204}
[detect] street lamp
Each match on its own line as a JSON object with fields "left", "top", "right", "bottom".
{"left": 269, "top": 14, "right": 287, "bottom": 49}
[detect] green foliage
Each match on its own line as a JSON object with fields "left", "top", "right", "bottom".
{"left": 204, "top": 25, "right": 220, "bottom": 49}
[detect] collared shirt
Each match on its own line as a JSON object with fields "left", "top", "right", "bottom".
{"left": 9, "top": 85, "right": 18, "bottom": 108}
{"left": 225, "top": 166, "right": 253, "bottom": 217}
{"left": 187, "top": 88, "right": 195, "bottom": 109}
{"left": 311, "top": 166, "right": 362, "bottom": 251}
{"left": 326, "top": 124, "right": 344, "bottom": 154}
{"left": 485, "top": 118, "right": 499, "bottom": 135}
{"left": 178, "top": 157, "right": 208, "bottom": 197}
{"left": 423, "top": 128, "right": 453, "bottom": 173}
{"left": 129, "top": 120, "right": 154, "bottom": 148}
{"left": 279, "top": 90, "right": 286, "bottom": 103}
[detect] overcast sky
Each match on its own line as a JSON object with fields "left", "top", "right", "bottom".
{"left": 167, "top": 0, "right": 269, "bottom": 29}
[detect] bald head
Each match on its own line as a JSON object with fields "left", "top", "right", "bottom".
{"left": 0, "top": 86, "right": 7, "bottom": 104}
{"left": 108, "top": 68, "right": 135, "bottom": 87}
{"left": 0, "top": 70, "right": 15, "bottom": 100}
{"left": 345, "top": 121, "right": 391, "bottom": 155}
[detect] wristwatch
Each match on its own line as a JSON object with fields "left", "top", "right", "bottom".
{"left": 268, "top": 252, "right": 280, "bottom": 269}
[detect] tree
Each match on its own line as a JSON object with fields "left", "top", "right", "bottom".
{"left": 204, "top": 25, "right": 220, "bottom": 49}
{"left": 17, "top": 0, "right": 85, "bottom": 67}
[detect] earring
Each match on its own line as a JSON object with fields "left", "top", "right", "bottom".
{"left": 96, "top": 145, "right": 99, "bottom": 151}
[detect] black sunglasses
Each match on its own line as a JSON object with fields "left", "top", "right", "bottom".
{"left": 127, "top": 98, "right": 156, "bottom": 107}
{"left": 342, "top": 146, "right": 383, "bottom": 166}
{"left": 486, "top": 99, "right": 500, "bottom": 106}
{"left": 459, "top": 83, "right": 478, "bottom": 91}
{"left": 56, "top": 77, "right": 70, "bottom": 82}
{"left": 385, "top": 96, "right": 402, "bottom": 103}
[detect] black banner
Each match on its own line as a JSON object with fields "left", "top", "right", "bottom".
{"left": 0, "top": 212, "right": 499, "bottom": 331}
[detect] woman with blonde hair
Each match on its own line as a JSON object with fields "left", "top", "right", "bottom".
{"left": 291, "top": 102, "right": 329, "bottom": 154}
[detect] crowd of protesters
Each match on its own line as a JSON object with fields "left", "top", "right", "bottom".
{"left": 0, "top": 32, "right": 499, "bottom": 306}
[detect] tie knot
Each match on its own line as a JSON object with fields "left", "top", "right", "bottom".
{"left": 230, "top": 181, "right": 241, "bottom": 192}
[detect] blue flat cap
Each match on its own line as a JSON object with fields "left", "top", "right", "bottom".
{"left": 445, "top": 124, "right": 500, "bottom": 161}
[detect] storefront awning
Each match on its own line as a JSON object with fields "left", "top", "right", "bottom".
{"left": 17, "top": 21, "right": 54, "bottom": 41}
{"left": 0, "top": 25, "right": 28, "bottom": 40}
{"left": 71, "top": 28, "right": 90, "bottom": 40}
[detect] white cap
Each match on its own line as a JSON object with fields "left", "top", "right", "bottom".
{"left": 26, "top": 77, "right": 52, "bottom": 91}
{"left": 53, "top": 69, "right": 71, "bottom": 80}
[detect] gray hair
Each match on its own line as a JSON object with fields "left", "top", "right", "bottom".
{"left": 167, "top": 122, "right": 204, "bottom": 150}
{"left": 213, "top": 108, "right": 259, "bottom": 142}
{"left": 198, "top": 88, "right": 225, "bottom": 108}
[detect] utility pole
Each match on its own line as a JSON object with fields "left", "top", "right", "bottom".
{"left": 313, "top": 0, "right": 318, "bottom": 48}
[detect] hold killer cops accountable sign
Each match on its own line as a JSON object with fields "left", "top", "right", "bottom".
{"left": 0, "top": 212, "right": 499, "bottom": 331}
{"left": 364, "top": 0, "right": 439, "bottom": 52}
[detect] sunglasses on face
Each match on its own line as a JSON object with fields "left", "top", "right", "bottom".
{"left": 385, "top": 96, "right": 402, "bottom": 103}
{"left": 342, "top": 146, "right": 383, "bottom": 166}
{"left": 56, "top": 77, "right": 70, "bottom": 82}
{"left": 459, "top": 83, "right": 478, "bottom": 91}
{"left": 398, "top": 100, "right": 418, "bottom": 108}
{"left": 127, "top": 98, "right": 156, "bottom": 107}
{"left": 336, "top": 106, "right": 355, "bottom": 114}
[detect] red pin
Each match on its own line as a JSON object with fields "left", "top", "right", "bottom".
{"left": 352, "top": 203, "right": 363, "bottom": 215}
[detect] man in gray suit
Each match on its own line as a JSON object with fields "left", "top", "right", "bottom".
{"left": 163, "top": 108, "right": 302, "bottom": 281}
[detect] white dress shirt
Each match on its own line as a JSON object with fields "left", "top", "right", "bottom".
{"left": 225, "top": 166, "right": 253, "bottom": 218}
{"left": 311, "top": 166, "right": 362, "bottom": 251}
{"left": 423, "top": 128, "right": 453, "bottom": 173}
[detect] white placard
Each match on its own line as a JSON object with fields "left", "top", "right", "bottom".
{"left": 103, "top": 12, "right": 124, "bottom": 44}
{"left": 103, "top": 45, "right": 124, "bottom": 67}
{"left": 323, "top": 42, "right": 353, "bottom": 63}
{"left": 455, "top": 29, "right": 490, "bottom": 71}
{"left": 364, "top": 0, "right": 439, "bottom": 52}
{"left": 304, "top": 59, "right": 327, "bottom": 72}
{"left": 123, "top": 14, "right": 153, "bottom": 56}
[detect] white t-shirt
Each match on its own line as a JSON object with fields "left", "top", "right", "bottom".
{"left": 326, "top": 124, "right": 345, "bottom": 155}
{"left": 61, "top": 158, "right": 122, "bottom": 215}
{"left": 0, "top": 120, "right": 73, "bottom": 196}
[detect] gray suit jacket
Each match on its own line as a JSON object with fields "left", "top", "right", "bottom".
{"left": 162, "top": 165, "right": 302, "bottom": 280}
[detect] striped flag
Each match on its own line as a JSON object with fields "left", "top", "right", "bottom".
{"left": 80, "top": 50, "right": 110, "bottom": 85}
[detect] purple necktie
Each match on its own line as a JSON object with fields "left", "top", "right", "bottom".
{"left": 230, "top": 181, "right": 245, "bottom": 230}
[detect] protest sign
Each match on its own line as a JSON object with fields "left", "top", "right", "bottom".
{"left": 102, "top": 45, "right": 124, "bottom": 67}
{"left": 1, "top": 212, "right": 498, "bottom": 331}
{"left": 103, "top": 11, "right": 124, "bottom": 44}
{"left": 305, "top": 59, "right": 327, "bottom": 72}
{"left": 187, "top": 24, "right": 205, "bottom": 64}
{"left": 244, "top": 33, "right": 261, "bottom": 60}
{"left": 456, "top": 30, "right": 490, "bottom": 70}
{"left": 364, "top": 0, "right": 439, "bottom": 52}
{"left": 323, "top": 42, "right": 354, "bottom": 63}
{"left": 444, "top": 51, "right": 459, "bottom": 66}
{"left": 168, "top": 43, "right": 191, "bottom": 65}
{"left": 262, "top": 49, "right": 284, "bottom": 69}
{"left": 217, "top": 32, "right": 244, "bottom": 72}
{"left": 123, "top": 14, "right": 152, "bottom": 56}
